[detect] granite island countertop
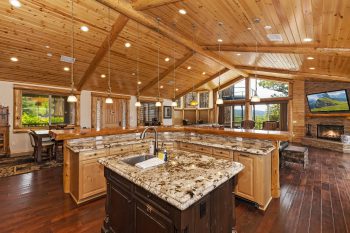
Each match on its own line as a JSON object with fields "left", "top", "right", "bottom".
{"left": 67, "top": 132, "right": 275, "bottom": 155}
{"left": 98, "top": 150, "right": 244, "bottom": 210}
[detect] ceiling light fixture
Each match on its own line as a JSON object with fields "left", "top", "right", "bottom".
{"left": 187, "top": 66, "right": 191, "bottom": 70}
{"left": 10, "top": 57, "right": 18, "bottom": 62}
{"left": 236, "top": 53, "right": 241, "bottom": 56}
{"left": 67, "top": 0, "right": 77, "bottom": 103}
{"left": 80, "top": 25, "right": 89, "bottom": 32}
{"left": 202, "top": 72, "right": 206, "bottom": 75}
{"left": 217, "top": 38, "right": 223, "bottom": 43}
{"left": 303, "top": 38, "right": 313, "bottom": 42}
{"left": 101, "top": 74, "right": 106, "bottom": 78}
{"left": 64, "top": 67, "right": 70, "bottom": 71}
{"left": 45, "top": 45, "right": 50, "bottom": 49}
{"left": 179, "top": 9, "right": 187, "bottom": 15}
{"left": 264, "top": 25, "right": 272, "bottom": 30}
{"left": 124, "top": 42, "right": 131, "bottom": 48}
{"left": 165, "top": 57, "right": 170, "bottom": 62}
{"left": 9, "top": 0, "right": 21, "bottom": 8}
{"left": 105, "top": 8, "right": 113, "bottom": 104}
{"left": 137, "top": 81, "right": 142, "bottom": 85}
{"left": 247, "top": 27, "right": 252, "bottom": 30}
{"left": 47, "top": 53, "right": 52, "bottom": 57}
{"left": 176, "top": 88, "right": 178, "bottom": 91}
{"left": 160, "top": 85, "right": 164, "bottom": 89}
{"left": 307, "top": 56, "right": 314, "bottom": 60}
{"left": 309, "top": 67, "right": 315, "bottom": 70}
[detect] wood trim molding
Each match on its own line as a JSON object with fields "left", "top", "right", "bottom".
{"left": 76, "top": 15, "right": 129, "bottom": 90}
{"left": 95, "top": 0, "right": 248, "bottom": 77}
{"left": 132, "top": 0, "right": 183, "bottom": 11}
{"left": 14, "top": 84, "right": 80, "bottom": 95}
{"left": 91, "top": 92, "right": 131, "bottom": 99}
{"left": 305, "top": 113, "right": 350, "bottom": 118}
{"left": 140, "top": 52, "right": 193, "bottom": 94}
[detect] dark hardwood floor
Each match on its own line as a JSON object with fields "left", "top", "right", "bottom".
{"left": 0, "top": 147, "right": 349, "bottom": 233}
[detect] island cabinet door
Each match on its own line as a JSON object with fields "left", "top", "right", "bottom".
{"left": 134, "top": 198, "right": 174, "bottom": 233}
{"left": 80, "top": 159, "right": 106, "bottom": 199}
{"left": 234, "top": 153, "right": 255, "bottom": 201}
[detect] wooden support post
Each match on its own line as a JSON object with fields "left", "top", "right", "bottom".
{"left": 271, "top": 140, "right": 280, "bottom": 198}
{"left": 244, "top": 77, "right": 251, "bottom": 120}
{"left": 63, "top": 140, "right": 70, "bottom": 193}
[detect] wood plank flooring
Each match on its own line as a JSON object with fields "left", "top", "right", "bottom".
{"left": 0, "top": 147, "right": 349, "bottom": 233}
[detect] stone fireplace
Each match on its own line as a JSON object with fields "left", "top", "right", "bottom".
{"left": 317, "top": 124, "right": 344, "bottom": 141}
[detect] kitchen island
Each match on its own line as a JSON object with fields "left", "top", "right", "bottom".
{"left": 99, "top": 150, "right": 244, "bottom": 233}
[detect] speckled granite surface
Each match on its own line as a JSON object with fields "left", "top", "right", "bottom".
{"left": 67, "top": 132, "right": 275, "bottom": 155}
{"left": 98, "top": 150, "right": 244, "bottom": 210}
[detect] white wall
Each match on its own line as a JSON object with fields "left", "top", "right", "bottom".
{"left": 80, "top": 90, "right": 91, "bottom": 128}
{"left": 162, "top": 99, "right": 173, "bottom": 126}
{"left": 129, "top": 96, "right": 138, "bottom": 127}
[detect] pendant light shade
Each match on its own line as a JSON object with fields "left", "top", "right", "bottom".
{"left": 216, "top": 98, "right": 223, "bottom": 105}
{"left": 155, "top": 101, "right": 162, "bottom": 107}
{"left": 190, "top": 99, "right": 198, "bottom": 106}
{"left": 105, "top": 97, "right": 113, "bottom": 104}
{"left": 67, "top": 94, "right": 77, "bottom": 103}
{"left": 171, "top": 101, "right": 177, "bottom": 107}
{"left": 250, "top": 95, "right": 261, "bottom": 103}
{"left": 135, "top": 99, "right": 141, "bottom": 107}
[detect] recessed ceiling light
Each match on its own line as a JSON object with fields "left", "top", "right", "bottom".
{"left": 202, "top": 72, "right": 206, "bottom": 75}
{"left": 217, "top": 38, "right": 223, "bottom": 43}
{"left": 10, "top": 57, "right": 18, "bottom": 62}
{"left": 179, "top": 9, "right": 187, "bottom": 15}
{"left": 9, "top": 0, "right": 21, "bottom": 8}
{"left": 63, "top": 67, "right": 70, "bottom": 71}
{"left": 132, "top": 72, "right": 135, "bottom": 76}
{"left": 160, "top": 85, "right": 164, "bottom": 89}
{"left": 187, "top": 66, "right": 191, "bottom": 70}
{"left": 124, "top": 42, "right": 131, "bottom": 48}
{"left": 165, "top": 57, "right": 170, "bottom": 62}
{"left": 309, "top": 67, "right": 315, "bottom": 70}
{"left": 137, "top": 81, "right": 142, "bottom": 85}
{"left": 247, "top": 27, "right": 252, "bottom": 30}
{"left": 236, "top": 53, "right": 241, "bottom": 56}
{"left": 303, "top": 38, "right": 313, "bottom": 42}
{"left": 80, "top": 25, "right": 89, "bottom": 32}
{"left": 175, "top": 88, "right": 179, "bottom": 91}
{"left": 101, "top": 74, "right": 106, "bottom": 78}
{"left": 264, "top": 25, "right": 272, "bottom": 30}
{"left": 307, "top": 56, "right": 314, "bottom": 60}
{"left": 45, "top": 45, "right": 50, "bottom": 49}
{"left": 47, "top": 53, "right": 52, "bottom": 57}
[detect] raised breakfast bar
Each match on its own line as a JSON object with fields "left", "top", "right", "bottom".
{"left": 50, "top": 126, "right": 291, "bottom": 212}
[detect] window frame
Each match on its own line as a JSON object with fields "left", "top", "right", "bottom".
{"left": 13, "top": 85, "right": 80, "bottom": 131}
{"left": 198, "top": 91, "right": 210, "bottom": 109}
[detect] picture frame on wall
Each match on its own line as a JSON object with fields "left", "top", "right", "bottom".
{"left": 163, "top": 106, "right": 172, "bottom": 119}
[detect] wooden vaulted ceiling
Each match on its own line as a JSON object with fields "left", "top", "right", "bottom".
{"left": 1, "top": 0, "right": 350, "bottom": 100}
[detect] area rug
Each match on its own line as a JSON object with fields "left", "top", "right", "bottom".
{"left": 0, "top": 154, "right": 63, "bottom": 178}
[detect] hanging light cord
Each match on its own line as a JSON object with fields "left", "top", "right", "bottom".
{"left": 70, "top": 0, "right": 75, "bottom": 91}
{"left": 217, "top": 23, "right": 223, "bottom": 99}
{"left": 157, "top": 18, "right": 160, "bottom": 100}
{"left": 173, "top": 24, "right": 176, "bottom": 100}
{"left": 107, "top": 8, "right": 112, "bottom": 96}
{"left": 191, "top": 24, "right": 195, "bottom": 99}
{"left": 136, "top": 23, "right": 140, "bottom": 98}
{"left": 255, "top": 40, "right": 258, "bottom": 94}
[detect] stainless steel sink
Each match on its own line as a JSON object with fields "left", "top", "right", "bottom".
{"left": 121, "top": 155, "right": 155, "bottom": 166}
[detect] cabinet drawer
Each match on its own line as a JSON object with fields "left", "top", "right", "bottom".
{"left": 213, "top": 148, "right": 232, "bottom": 160}
{"left": 179, "top": 142, "right": 196, "bottom": 151}
{"left": 161, "top": 142, "right": 174, "bottom": 149}
{"left": 133, "top": 143, "right": 149, "bottom": 151}
{"left": 195, "top": 145, "right": 213, "bottom": 155}
{"left": 80, "top": 150, "right": 106, "bottom": 161}
{"left": 110, "top": 145, "right": 132, "bottom": 155}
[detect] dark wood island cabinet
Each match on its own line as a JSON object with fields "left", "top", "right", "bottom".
{"left": 102, "top": 167, "right": 235, "bottom": 233}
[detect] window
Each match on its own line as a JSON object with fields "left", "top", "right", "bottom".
{"left": 199, "top": 91, "right": 209, "bottom": 108}
{"left": 250, "top": 78, "right": 289, "bottom": 98}
{"left": 21, "top": 93, "right": 75, "bottom": 127}
{"left": 221, "top": 105, "right": 245, "bottom": 128}
{"left": 220, "top": 79, "right": 245, "bottom": 100}
{"left": 184, "top": 92, "right": 198, "bottom": 108}
{"left": 139, "top": 102, "right": 160, "bottom": 126}
{"left": 251, "top": 104, "right": 281, "bottom": 129}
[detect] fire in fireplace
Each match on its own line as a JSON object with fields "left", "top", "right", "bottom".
{"left": 317, "top": 124, "right": 344, "bottom": 141}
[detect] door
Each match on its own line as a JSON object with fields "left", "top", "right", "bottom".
{"left": 235, "top": 153, "right": 255, "bottom": 201}
{"left": 80, "top": 159, "right": 106, "bottom": 199}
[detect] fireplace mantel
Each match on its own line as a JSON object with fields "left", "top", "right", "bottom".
{"left": 306, "top": 113, "right": 350, "bottom": 119}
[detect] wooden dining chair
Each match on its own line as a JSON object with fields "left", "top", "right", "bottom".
{"left": 241, "top": 120, "right": 255, "bottom": 129}
{"left": 262, "top": 121, "right": 279, "bottom": 130}
{"left": 28, "top": 130, "right": 55, "bottom": 162}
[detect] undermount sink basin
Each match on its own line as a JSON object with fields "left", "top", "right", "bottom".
{"left": 121, "top": 155, "right": 155, "bottom": 166}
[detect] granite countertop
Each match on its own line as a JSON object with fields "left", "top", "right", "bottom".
{"left": 98, "top": 150, "right": 244, "bottom": 210}
{"left": 67, "top": 133, "right": 275, "bottom": 155}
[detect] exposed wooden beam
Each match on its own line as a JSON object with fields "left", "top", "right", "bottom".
{"left": 203, "top": 45, "right": 350, "bottom": 57}
{"left": 96, "top": 0, "right": 248, "bottom": 77}
{"left": 139, "top": 51, "right": 193, "bottom": 94}
{"left": 213, "top": 76, "right": 245, "bottom": 92}
{"left": 246, "top": 74, "right": 294, "bottom": 83}
{"left": 76, "top": 15, "right": 129, "bottom": 90}
{"left": 132, "top": 0, "right": 183, "bottom": 11}
{"left": 235, "top": 65, "right": 350, "bottom": 82}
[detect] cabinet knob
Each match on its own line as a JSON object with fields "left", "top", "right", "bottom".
{"left": 146, "top": 205, "right": 152, "bottom": 213}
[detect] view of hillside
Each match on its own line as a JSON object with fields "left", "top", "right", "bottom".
{"left": 308, "top": 91, "right": 349, "bottom": 112}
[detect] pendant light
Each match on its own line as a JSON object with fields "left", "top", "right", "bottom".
{"left": 171, "top": 23, "right": 178, "bottom": 107}
{"left": 105, "top": 8, "right": 113, "bottom": 104}
{"left": 251, "top": 41, "right": 261, "bottom": 103}
{"left": 216, "top": 22, "right": 224, "bottom": 105}
{"left": 135, "top": 22, "right": 142, "bottom": 107}
{"left": 155, "top": 18, "right": 162, "bottom": 107}
{"left": 189, "top": 24, "right": 198, "bottom": 107}
{"left": 67, "top": 0, "right": 77, "bottom": 103}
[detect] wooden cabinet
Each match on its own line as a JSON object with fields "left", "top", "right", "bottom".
{"left": 80, "top": 159, "right": 106, "bottom": 199}
{"left": 102, "top": 167, "right": 235, "bottom": 233}
{"left": 194, "top": 145, "right": 213, "bottom": 155}
{"left": 234, "top": 152, "right": 272, "bottom": 210}
{"left": 0, "top": 126, "right": 10, "bottom": 156}
{"left": 179, "top": 142, "right": 197, "bottom": 151}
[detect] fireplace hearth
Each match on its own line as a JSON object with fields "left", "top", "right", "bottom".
{"left": 317, "top": 124, "right": 344, "bottom": 141}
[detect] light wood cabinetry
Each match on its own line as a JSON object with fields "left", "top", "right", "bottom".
{"left": 234, "top": 152, "right": 272, "bottom": 210}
